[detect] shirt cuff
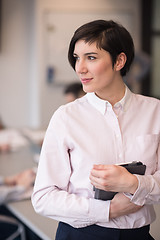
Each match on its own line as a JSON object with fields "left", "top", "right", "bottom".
{"left": 129, "top": 174, "right": 151, "bottom": 206}
{"left": 89, "top": 198, "right": 110, "bottom": 223}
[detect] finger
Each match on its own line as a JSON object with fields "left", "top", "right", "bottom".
{"left": 91, "top": 168, "right": 109, "bottom": 179}
{"left": 90, "top": 173, "right": 109, "bottom": 189}
{"left": 93, "top": 164, "right": 109, "bottom": 170}
{"left": 90, "top": 177, "right": 107, "bottom": 190}
{"left": 90, "top": 174, "right": 100, "bottom": 185}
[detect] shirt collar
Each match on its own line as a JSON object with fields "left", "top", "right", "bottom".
{"left": 86, "top": 86, "right": 132, "bottom": 115}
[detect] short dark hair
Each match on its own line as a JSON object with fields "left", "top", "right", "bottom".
{"left": 64, "top": 82, "right": 84, "bottom": 98}
{"left": 68, "top": 20, "right": 134, "bottom": 76}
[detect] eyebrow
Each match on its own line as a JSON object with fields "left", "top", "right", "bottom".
{"left": 73, "top": 52, "right": 98, "bottom": 56}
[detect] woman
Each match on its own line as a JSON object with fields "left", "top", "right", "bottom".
{"left": 32, "top": 20, "right": 160, "bottom": 240}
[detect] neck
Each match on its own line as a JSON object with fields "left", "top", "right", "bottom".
{"left": 95, "top": 78, "right": 125, "bottom": 106}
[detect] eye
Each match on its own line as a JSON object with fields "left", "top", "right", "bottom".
{"left": 88, "top": 56, "right": 96, "bottom": 60}
{"left": 73, "top": 55, "right": 79, "bottom": 61}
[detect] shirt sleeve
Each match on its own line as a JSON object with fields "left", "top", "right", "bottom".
{"left": 32, "top": 107, "right": 110, "bottom": 227}
{"left": 130, "top": 139, "right": 160, "bottom": 206}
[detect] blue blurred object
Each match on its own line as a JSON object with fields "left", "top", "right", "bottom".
{"left": 47, "top": 66, "right": 55, "bottom": 84}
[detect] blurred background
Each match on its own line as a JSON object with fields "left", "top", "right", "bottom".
{"left": 0, "top": 0, "right": 159, "bottom": 130}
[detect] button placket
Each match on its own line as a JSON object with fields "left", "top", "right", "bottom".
{"left": 107, "top": 108, "right": 123, "bottom": 162}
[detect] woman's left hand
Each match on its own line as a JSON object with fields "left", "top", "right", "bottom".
{"left": 90, "top": 164, "right": 138, "bottom": 194}
{"left": 109, "top": 192, "right": 142, "bottom": 219}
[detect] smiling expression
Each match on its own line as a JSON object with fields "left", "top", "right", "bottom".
{"left": 73, "top": 40, "right": 123, "bottom": 99}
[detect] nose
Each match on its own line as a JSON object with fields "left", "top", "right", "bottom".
{"left": 75, "top": 59, "right": 88, "bottom": 74}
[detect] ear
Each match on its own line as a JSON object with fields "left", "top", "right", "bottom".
{"left": 114, "top": 53, "right": 127, "bottom": 72}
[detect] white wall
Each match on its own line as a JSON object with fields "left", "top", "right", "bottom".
{"left": 0, "top": 0, "right": 141, "bottom": 128}
{"left": 0, "top": 0, "right": 31, "bottom": 127}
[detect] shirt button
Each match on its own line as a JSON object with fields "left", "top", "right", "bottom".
{"left": 119, "top": 153, "right": 122, "bottom": 158}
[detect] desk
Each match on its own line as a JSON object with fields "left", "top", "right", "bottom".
{"left": 0, "top": 146, "right": 58, "bottom": 240}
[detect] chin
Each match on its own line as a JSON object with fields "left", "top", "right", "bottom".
{"left": 82, "top": 86, "right": 95, "bottom": 93}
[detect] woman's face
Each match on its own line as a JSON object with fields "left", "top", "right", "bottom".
{"left": 73, "top": 40, "right": 121, "bottom": 99}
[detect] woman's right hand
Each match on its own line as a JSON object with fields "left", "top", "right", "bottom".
{"left": 109, "top": 193, "right": 143, "bottom": 219}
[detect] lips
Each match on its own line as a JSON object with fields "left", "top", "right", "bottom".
{"left": 81, "top": 78, "right": 93, "bottom": 84}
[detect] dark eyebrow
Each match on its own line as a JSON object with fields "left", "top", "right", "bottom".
{"left": 73, "top": 52, "right": 98, "bottom": 56}
{"left": 85, "top": 52, "right": 98, "bottom": 55}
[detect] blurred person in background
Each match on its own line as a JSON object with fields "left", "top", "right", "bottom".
{"left": 0, "top": 117, "right": 10, "bottom": 152}
{"left": 0, "top": 120, "right": 28, "bottom": 153}
{"left": 124, "top": 51, "right": 150, "bottom": 93}
{"left": 64, "top": 82, "right": 86, "bottom": 103}
{"left": 0, "top": 168, "right": 36, "bottom": 239}
{"left": 0, "top": 168, "right": 36, "bottom": 205}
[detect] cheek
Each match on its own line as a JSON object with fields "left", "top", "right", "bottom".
{"left": 93, "top": 63, "right": 113, "bottom": 77}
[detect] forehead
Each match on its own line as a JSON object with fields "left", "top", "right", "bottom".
{"left": 74, "top": 40, "right": 100, "bottom": 54}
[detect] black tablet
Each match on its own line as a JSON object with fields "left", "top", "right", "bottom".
{"left": 94, "top": 161, "right": 146, "bottom": 201}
